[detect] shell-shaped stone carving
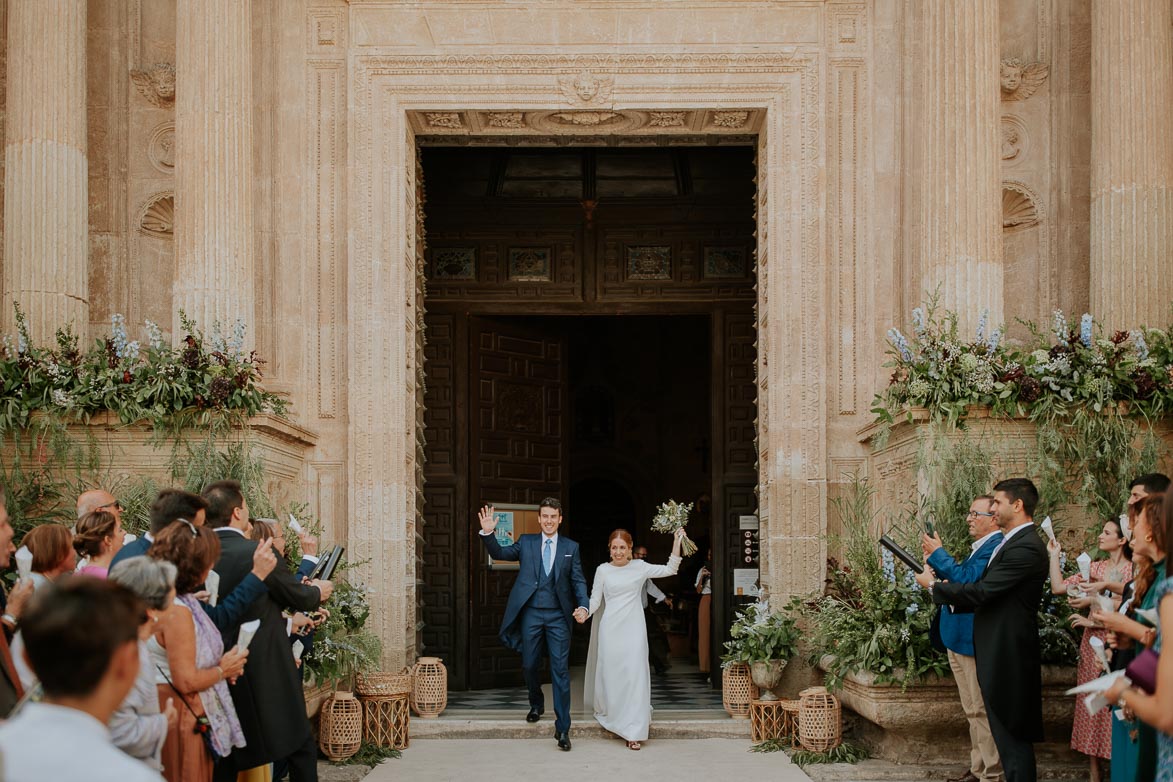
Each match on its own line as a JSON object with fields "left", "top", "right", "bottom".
{"left": 1002, "top": 185, "right": 1040, "bottom": 231}
{"left": 138, "top": 193, "right": 174, "bottom": 238}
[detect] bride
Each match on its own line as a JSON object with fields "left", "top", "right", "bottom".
{"left": 583, "top": 527, "right": 685, "bottom": 750}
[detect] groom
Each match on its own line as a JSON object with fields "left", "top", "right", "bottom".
{"left": 478, "top": 498, "right": 589, "bottom": 751}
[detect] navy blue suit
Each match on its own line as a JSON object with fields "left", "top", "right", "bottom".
{"left": 481, "top": 531, "right": 589, "bottom": 734}
{"left": 109, "top": 535, "right": 151, "bottom": 570}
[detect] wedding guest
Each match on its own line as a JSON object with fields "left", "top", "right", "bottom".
{"left": 74, "top": 510, "right": 126, "bottom": 578}
{"left": 149, "top": 522, "right": 249, "bottom": 782}
{"left": 109, "top": 557, "right": 180, "bottom": 772}
{"left": 0, "top": 489, "right": 32, "bottom": 717}
{"left": 1128, "top": 474, "right": 1171, "bottom": 509}
{"left": 20, "top": 523, "right": 76, "bottom": 590}
{"left": 634, "top": 544, "right": 673, "bottom": 675}
{"left": 1047, "top": 518, "right": 1132, "bottom": 782}
{"left": 1103, "top": 492, "right": 1173, "bottom": 782}
{"left": 1093, "top": 494, "right": 1166, "bottom": 782}
{"left": 921, "top": 495, "right": 1004, "bottom": 782}
{"left": 77, "top": 489, "right": 126, "bottom": 525}
{"left": 695, "top": 548, "right": 713, "bottom": 678}
{"left": 112, "top": 489, "right": 209, "bottom": 569}
{"left": 0, "top": 577, "right": 162, "bottom": 781}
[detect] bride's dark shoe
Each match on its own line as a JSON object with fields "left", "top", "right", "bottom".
{"left": 526, "top": 707, "right": 543, "bottom": 723}
{"left": 556, "top": 732, "right": 572, "bottom": 751}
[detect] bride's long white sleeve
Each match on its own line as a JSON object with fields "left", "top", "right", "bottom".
{"left": 642, "top": 554, "right": 682, "bottom": 579}
{"left": 588, "top": 566, "right": 605, "bottom": 616}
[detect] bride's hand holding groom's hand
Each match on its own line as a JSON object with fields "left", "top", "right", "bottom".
{"left": 573, "top": 607, "right": 588, "bottom": 624}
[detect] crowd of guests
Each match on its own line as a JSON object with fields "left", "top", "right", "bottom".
{"left": 0, "top": 482, "right": 335, "bottom": 782}
{"left": 915, "top": 474, "right": 1173, "bottom": 782}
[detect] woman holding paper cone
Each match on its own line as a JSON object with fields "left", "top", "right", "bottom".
{"left": 149, "top": 522, "right": 249, "bottom": 782}
{"left": 20, "top": 524, "right": 75, "bottom": 590}
{"left": 1047, "top": 519, "right": 1131, "bottom": 781}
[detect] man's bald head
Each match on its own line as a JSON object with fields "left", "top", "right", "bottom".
{"left": 77, "top": 490, "right": 119, "bottom": 520}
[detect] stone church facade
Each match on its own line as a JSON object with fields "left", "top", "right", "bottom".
{"left": 0, "top": 0, "right": 1169, "bottom": 669}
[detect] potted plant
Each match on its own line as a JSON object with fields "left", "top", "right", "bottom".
{"left": 721, "top": 594, "right": 799, "bottom": 701}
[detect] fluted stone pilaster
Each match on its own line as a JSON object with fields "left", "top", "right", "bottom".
{"left": 1091, "top": 0, "right": 1173, "bottom": 332}
{"left": 906, "top": 0, "right": 1003, "bottom": 332}
{"left": 174, "top": 0, "right": 255, "bottom": 340}
{"left": 2, "top": 0, "right": 88, "bottom": 343}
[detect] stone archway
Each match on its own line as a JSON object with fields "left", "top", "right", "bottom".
{"left": 328, "top": 7, "right": 873, "bottom": 666}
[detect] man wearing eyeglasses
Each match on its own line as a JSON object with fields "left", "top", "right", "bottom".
{"left": 919, "top": 495, "right": 1004, "bottom": 782}
{"left": 76, "top": 489, "right": 124, "bottom": 524}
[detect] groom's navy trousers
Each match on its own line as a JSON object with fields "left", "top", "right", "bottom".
{"left": 523, "top": 567, "right": 573, "bottom": 732}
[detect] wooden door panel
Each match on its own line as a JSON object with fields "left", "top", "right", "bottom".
{"left": 469, "top": 317, "right": 567, "bottom": 688}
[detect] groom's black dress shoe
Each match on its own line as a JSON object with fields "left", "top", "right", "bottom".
{"left": 526, "top": 707, "right": 543, "bottom": 723}
{"left": 556, "top": 732, "right": 572, "bottom": 751}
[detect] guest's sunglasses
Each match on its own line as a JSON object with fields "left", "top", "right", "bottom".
{"left": 967, "top": 510, "right": 996, "bottom": 518}
{"left": 98, "top": 500, "right": 125, "bottom": 512}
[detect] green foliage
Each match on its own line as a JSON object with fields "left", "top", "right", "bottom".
{"left": 328, "top": 741, "right": 401, "bottom": 766}
{"left": 721, "top": 596, "right": 800, "bottom": 666}
{"left": 303, "top": 574, "right": 383, "bottom": 686}
{"left": 1037, "top": 588, "right": 1079, "bottom": 666}
{"left": 174, "top": 436, "right": 275, "bottom": 517}
{"left": 787, "top": 742, "right": 870, "bottom": 767}
{"left": 804, "top": 481, "right": 949, "bottom": 691}
{"left": 747, "top": 738, "right": 789, "bottom": 753}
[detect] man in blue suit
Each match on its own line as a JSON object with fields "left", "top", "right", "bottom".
{"left": 921, "top": 495, "right": 1004, "bottom": 782}
{"left": 478, "top": 498, "right": 589, "bottom": 751}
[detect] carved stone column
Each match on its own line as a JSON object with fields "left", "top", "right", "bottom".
{"left": 2, "top": 0, "right": 88, "bottom": 343}
{"left": 1091, "top": 0, "right": 1173, "bottom": 331}
{"left": 173, "top": 0, "right": 254, "bottom": 339}
{"left": 905, "top": 0, "right": 1003, "bottom": 332}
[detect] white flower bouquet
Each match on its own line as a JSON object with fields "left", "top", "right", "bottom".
{"left": 650, "top": 500, "right": 698, "bottom": 556}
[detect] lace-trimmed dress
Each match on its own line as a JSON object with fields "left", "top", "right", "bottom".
{"left": 583, "top": 555, "right": 681, "bottom": 742}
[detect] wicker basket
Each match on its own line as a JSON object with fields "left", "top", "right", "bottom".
{"left": 411, "top": 656, "right": 448, "bottom": 718}
{"left": 798, "top": 686, "right": 842, "bottom": 752}
{"left": 356, "top": 669, "right": 413, "bottom": 697}
{"left": 361, "top": 694, "right": 410, "bottom": 750}
{"left": 721, "top": 662, "right": 759, "bottom": 719}
{"left": 319, "top": 691, "right": 363, "bottom": 761}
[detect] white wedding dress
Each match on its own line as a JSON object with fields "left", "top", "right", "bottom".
{"left": 583, "top": 554, "right": 681, "bottom": 741}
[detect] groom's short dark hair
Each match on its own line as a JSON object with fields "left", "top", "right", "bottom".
{"left": 539, "top": 497, "right": 562, "bottom": 513}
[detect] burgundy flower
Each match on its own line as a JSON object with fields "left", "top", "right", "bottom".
{"left": 1018, "top": 376, "right": 1042, "bottom": 402}
{"left": 122, "top": 370, "right": 132, "bottom": 384}
{"left": 1111, "top": 330, "right": 1130, "bottom": 345}
{"left": 209, "top": 376, "right": 233, "bottom": 405}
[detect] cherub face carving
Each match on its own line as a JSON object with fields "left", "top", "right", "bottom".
{"left": 1000, "top": 60, "right": 1024, "bottom": 94}
{"left": 574, "top": 73, "right": 599, "bottom": 102}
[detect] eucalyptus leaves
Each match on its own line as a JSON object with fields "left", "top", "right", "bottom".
{"left": 720, "top": 595, "right": 800, "bottom": 666}
{"left": 650, "top": 499, "right": 698, "bottom": 556}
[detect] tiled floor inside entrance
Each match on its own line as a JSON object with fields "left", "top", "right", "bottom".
{"left": 445, "top": 663, "right": 723, "bottom": 712}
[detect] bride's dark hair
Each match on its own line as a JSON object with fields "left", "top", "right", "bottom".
{"left": 607, "top": 529, "right": 633, "bottom": 549}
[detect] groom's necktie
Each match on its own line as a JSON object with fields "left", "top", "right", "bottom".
{"left": 543, "top": 538, "right": 553, "bottom": 576}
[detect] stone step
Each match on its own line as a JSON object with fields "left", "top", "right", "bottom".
{"left": 410, "top": 710, "right": 751, "bottom": 740}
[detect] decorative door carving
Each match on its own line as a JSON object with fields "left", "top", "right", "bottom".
{"left": 469, "top": 317, "right": 568, "bottom": 688}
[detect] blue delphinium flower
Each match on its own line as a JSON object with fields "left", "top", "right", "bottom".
{"left": 975, "top": 308, "right": 989, "bottom": 343}
{"left": 16, "top": 331, "right": 27, "bottom": 355}
{"left": 887, "top": 328, "right": 913, "bottom": 362}
{"left": 145, "top": 320, "right": 165, "bottom": 350}
{"left": 881, "top": 548, "right": 896, "bottom": 583}
{"left": 110, "top": 314, "right": 139, "bottom": 363}
{"left": 986, "top": 328, "right": 1002, "bottom": 352}
{"left": 905, "top": 602, "right": 919, "bottom": 617}
{"left": 1131, "top": 330, "right": 1149, "bottom": 361}
{"left": 228, "top": 319, "right": 247, "bottom": 357}
{"left": 911, "top": 307, "right": 927, "bottom": 339}
{"left": 1080, "top": 313, "right": 1093, "bottom": 348}
{"left": 1052, "top": 310, "right": 1068, "bottom": 341}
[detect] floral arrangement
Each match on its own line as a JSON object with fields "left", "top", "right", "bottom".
{"left": 721, "top": 594, "right": 800, "bottom": 666}
{"left": 650, "top": 499, "right": 698, "bottom": 555}
{"left": 873, "top": 301, "right": 1173, "bottom": 429}
{"left": 0, "top": 306, "right": 285, "bottom": 436}
{"left": 303, "top": 576, "right": 383, "bottom": 685}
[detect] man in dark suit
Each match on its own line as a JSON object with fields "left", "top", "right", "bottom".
{"left": 478, "top": 498, "right": 589, "bottom": 751}
{"left": 917, "top": 478, "right": 1049, "bottom": 782}
{"left": 110, "top": 488, "right": 209, "bottom": 569}
{"left": 204, "top": 480, "right": 333, "bottom": 782}
{"left": 0, "top": 490, "right": 29, "bottom": 718}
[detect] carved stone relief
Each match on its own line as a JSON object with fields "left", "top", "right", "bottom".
{"left": 130, "top": 62, "right": 176, "bottom": 107}
{"left": 484, "top": 112, "right": 525, "bottom": 129}
{"left": 1003, "top": 182, "right": 1042, "bottom": 231}
{"left": 1000, "top": 58, "right": 1049, "bottom": 101}
{"left": 148, "top": 121, "right": 176, "bottom": 174}
{"left": 409, "top": 108, "right": 760, "bottom": 136}
{"left": 1000, "top": 115, "right": 1028, "bottom": 163}
{"left": 558, "top": 70, "right": 614, "bottom": 107}
{"left": 424, "top": 112, "right": 463, "bottom": 129}
{"left": 137, "top": 192, "right": 174, "bottom": 238}
{"left": 709, "top": 110, "right": 751, "bottom": 129}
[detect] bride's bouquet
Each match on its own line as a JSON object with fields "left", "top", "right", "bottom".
{"left": 650, "top": 500, "right": 698, "bottom": 556}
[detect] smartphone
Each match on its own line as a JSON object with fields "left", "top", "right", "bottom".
{"left": 923, "top": 518, "right": 936, "bottom": 538}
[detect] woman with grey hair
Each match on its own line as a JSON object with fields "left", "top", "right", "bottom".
{"left": 108, "top": 556, "right": 180, "bottom": 771}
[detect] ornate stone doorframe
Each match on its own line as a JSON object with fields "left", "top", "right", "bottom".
{"left": 346, "top": 52, "right": 832, "bottom": 667}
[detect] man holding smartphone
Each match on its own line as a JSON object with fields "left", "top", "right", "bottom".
{"left": 919, "top": 495, "right": 1004, "bottom": 782}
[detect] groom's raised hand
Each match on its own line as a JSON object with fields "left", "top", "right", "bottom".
{"left": 478, "top": 504, "right": 497, "bottom": 534}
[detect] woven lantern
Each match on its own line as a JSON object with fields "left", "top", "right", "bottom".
{"left": 721, "top": 662, "right": 759, "bottom": 719}
{"left": 318, "top": 691, "right": 363, "bottom": 761}
{"left": 797, "top": 686, "right": 842, "bottom": 752}
{"left": 411, "top": 656, "right": 448, "bottom": 718}
{"left": 357, "top": 669, "right": 413, "bottom": 698}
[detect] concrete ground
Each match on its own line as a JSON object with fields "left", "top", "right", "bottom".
{"left": 361, "top": 738, "right": 812, "bottom": 782}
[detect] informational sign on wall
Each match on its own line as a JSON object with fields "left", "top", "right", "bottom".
{"left": 738, "top": 515, "right": 760, "bottom": 566}
{"left": 485, "top": 504, "right": 540, "bottom": 571}
{"left": 733, "top": 568, "right": 760, "bottom": 596}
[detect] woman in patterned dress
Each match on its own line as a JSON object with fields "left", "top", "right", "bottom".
{"left": 1047, "top": 518, "right": 1132, "bottom": 782}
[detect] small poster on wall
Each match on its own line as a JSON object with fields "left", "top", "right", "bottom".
{"left": 493, "top": 511, "right": 515, "bottom": 547}
{"left": 733, "top": 568, "right": 760, "bottom": 597}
